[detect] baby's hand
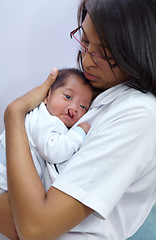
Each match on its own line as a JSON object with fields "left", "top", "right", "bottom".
{"left": 78, "top": 122, "right": 91, "bottom": 134}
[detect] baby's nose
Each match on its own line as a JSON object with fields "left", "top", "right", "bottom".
{"left": 69, "top": 108, "right": 76, "bottom": 114}
{"left": 69, "top": 102, "right": 79, "bottom": 113}
{"left": 68, "top": 108, "right": 78, "bottom": 120}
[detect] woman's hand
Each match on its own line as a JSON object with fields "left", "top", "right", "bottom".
{"left": 4, "top": 68, "right": 58, "bottom": 123}
{"left": 0, "top": 193, "right": 19, "bottom": 240}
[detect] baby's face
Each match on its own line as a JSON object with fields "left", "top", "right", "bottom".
{"left": 44, "top": 75, "right": 92, "bottom": 128}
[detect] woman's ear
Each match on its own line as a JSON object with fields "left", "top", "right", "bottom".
{"left": 44, "top": 88, "right": 51, "bottom": 105}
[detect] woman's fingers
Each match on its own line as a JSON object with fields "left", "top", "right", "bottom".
{"left": 39, "top": 67, "right": 58, "bottom": 101}
{"left": 4, "top": 68, "right": 58, "bottom": 120}
{"left": 41, "top": 67, "right": 58, "bottom": 94}
{"left": 27, "top": 68, "right": 58, "bottom": 110}
{"left": 44, "top": 67, "right": 58, "bottom": 87}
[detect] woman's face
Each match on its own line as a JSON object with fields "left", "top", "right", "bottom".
{"left": 81, "top": 14, "right": 129, "bottom": 90}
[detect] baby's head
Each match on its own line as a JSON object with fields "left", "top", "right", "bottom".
{"left": 44, "top": 68, "right": 93, "bottom": 128}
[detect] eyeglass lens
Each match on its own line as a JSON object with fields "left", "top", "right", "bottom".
{"left": 71, "top": 28, "right": 116, "bottom": 69}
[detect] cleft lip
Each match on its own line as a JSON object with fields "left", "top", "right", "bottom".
{"left": 68, "top": 109, "right": 72, "bottom": 119}
{"left": 68, "top": 109, "right": 75, "bottom": 119}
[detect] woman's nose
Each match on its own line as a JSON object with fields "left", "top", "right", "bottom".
{"left": 82, "top": 51, "right": 96, "bottom": 68}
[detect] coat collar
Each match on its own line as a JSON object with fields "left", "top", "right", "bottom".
{"left": 90, "top": 84, "right": 130, "bottom": 109}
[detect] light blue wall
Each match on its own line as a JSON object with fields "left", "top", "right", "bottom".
{"left": 0, "top": 0, "right": 80, "bottom": 132}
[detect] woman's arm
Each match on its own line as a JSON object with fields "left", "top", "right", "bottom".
{"left": 0, "top": 193, "right": 19, "bottom": 240}
{"left": 5, "top": 69, "right": 93, "bottom": 240}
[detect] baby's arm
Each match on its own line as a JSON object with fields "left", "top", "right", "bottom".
{"left": 78, "top": 122, "right": 91, "bottom": 134}
{"left": 34, "top": 120, "right": 91, "bottom": 164}
{"left": 27, "top": 102, "right": 91, "bottom": 164}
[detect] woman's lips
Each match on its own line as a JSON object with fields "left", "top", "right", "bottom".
{"left": 84, "top": 70, "right": 98, "bottom": 81}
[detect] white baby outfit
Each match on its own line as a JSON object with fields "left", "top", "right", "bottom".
{"left": 0, "top": 102, "right": 86, "bottom": 193}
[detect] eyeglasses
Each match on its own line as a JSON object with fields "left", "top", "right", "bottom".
{"left": 70, "top": 26, "right": 118, "bottom": 70}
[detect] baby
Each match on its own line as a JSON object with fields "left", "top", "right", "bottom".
{"left": 0, "top": 68, "right": 93, "bottom": 193}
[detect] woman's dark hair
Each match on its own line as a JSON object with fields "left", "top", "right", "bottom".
{"left": 77, "top": 0, "right": 156, "bottom": 95}
{"left": 51, "top": 68, "right": 91, "bottom": 92}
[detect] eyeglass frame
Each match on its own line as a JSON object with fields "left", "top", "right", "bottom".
{"left": 70, "top": 26, "right": 118, "bottom": 70}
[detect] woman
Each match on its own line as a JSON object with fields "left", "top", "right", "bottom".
{"left": 0, "top": 0, "right": 156, "bottom": 239}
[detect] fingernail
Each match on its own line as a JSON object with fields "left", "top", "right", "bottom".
{"left": 51, "top": 67, "right": 58, "bottom": 75}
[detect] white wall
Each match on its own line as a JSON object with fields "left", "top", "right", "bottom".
{"left": 0, "top": 0, "right": 80, "bottom": 132}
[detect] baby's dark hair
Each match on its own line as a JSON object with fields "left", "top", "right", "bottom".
{"left": 50, "top": 68, "right": 92, "bottom": 92}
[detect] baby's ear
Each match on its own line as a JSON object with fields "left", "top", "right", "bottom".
{"left": 44, "top": 88, "right": 51, "bottom": 104}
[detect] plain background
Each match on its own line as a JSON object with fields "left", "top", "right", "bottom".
{"left": 0, "top": 0, "right": 80, "bottom": 132}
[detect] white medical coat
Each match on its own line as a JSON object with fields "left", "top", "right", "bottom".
{"left": 44, "top": 84, "right": 156, "bottom": 240}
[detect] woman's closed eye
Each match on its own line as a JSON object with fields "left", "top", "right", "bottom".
{"left": 81, "top": 37, "right": 89, "bottom": 47}
{"left": 100, "top": 52, "right": 114, "bottom": 61}
{"left": 81, "top": 37, "right": 113, "bottom": 61}
{"left": 99, "top": 48, "right": 114, "bottom": 61}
